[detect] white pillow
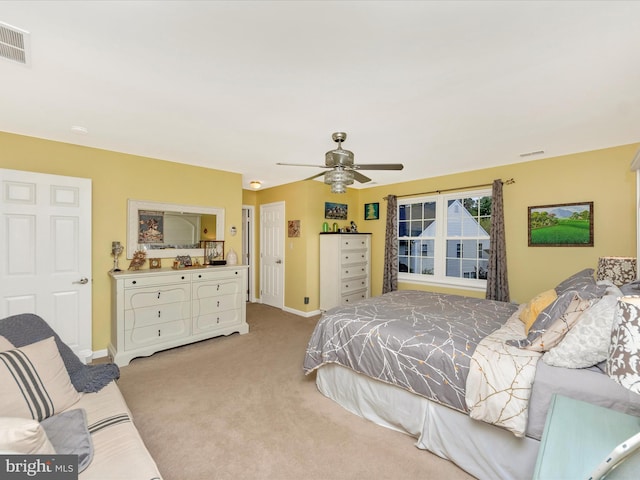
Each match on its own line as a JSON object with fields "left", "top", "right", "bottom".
{"left": 0, "top": 417, "right": 56, "bottom": 454}
{"left": 0, "top": 336, "right": 81, "bottom": 421}
{"left": 543, "top": 293, "right": 619, "bottom": 368}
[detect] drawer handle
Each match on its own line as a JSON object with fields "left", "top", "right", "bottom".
{"left": 345, "top": 270, "right": 349, "bottom": 274}
{"left": 345, "top": 256, "right": 349, "bottom": 259}
{"left": 217, "top": 300, "right": 220, "bottom": 307}
{"left": 132, "top": 280, "right": 137, "bottom": 285}
{"left": 217, "top": 284, "right": 220, "bottom": 291}
{"left": 217, "top": 317, "right": 220, "bottom": 324}
{"left": 198, "top": 274, "right": 202, "bottom": 278}
{"left": 345, "top": 284, "right": 349, "bottom": 288}
{"left": 157, "top": 292, "right": 161, "bottom": 299}
{"left": 181, "top": 276, "right": 185, "bottom": 280}
{"left": 158, "top": 311, "right": 161, "bottom": 318}
{"left": 158, "top": 329, "right": 161, "bottom": 337}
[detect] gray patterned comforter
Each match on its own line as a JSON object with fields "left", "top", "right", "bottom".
{"left": 303, "top": 290, "right": 519, "bottom": 412}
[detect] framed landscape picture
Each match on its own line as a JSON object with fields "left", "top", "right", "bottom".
{"left": 528, "top": 201, "right": 594, "bottom": 247}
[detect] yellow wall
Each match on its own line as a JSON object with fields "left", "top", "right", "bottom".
{"left": 246, "top": 180, "right": 359, "bottom": 313}
{"left": 2, "top": 129, "right": 638, "bottom": 348}
{"left": 359, "top": 143, "right": 638, "bottom": 303}
{"left": 253, "top": 143, "right": 638, "bottom": 308}
{"left": 0, "top": 131, "right": 243, "bottom": 351}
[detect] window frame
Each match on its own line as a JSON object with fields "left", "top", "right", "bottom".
{"left": 397, "top": 188, "right": 492, "bottom": 291}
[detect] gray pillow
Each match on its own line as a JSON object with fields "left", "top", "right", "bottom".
{"left": 508, "top": 290, "right": 593, "bottom": 349}
{"left": 40, "top": 408, "right": 93, "bottom": 473}
{"left": 543, "top": 293, "right": 619, "bottom": 368}
{"left": 555, "top": 268, "right": 596, "bottom": 295}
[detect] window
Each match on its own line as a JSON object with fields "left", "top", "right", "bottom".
{"left": 398, "top": 189, "right": 492, "bottom": 289}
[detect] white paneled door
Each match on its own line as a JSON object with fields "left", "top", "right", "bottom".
{"left": 260, "top": 201, "right": 284, "bottom": 309}
{"left": 0, "top": 169, "right": 93, "bottom": 362}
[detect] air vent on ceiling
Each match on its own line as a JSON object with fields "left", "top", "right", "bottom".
{"left": 0, "top": 21, "right": 30, "bottom": 66}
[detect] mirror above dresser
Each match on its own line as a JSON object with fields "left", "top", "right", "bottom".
{"left": 127, "top": 199, "right": 225, "bottom": 259}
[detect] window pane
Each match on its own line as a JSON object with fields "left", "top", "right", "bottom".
{"left": 410, "top": 203, "right": 422, "bottom": 220}
{"left": 446, "top": 257, "right": 461, "bottom": 277}
{"left": 462, "top": 259, "right": 477, "bottom": 278}
{"left": 399, "top": 255, "right": 409, "bottom": 273}
{"left": 423, "top": 202, "right": 436, "bottom": 219}
{"left": 399, "top": 205, "right": 409, "bottom": 221}
{"left": 410, "top": 220, "right": 423, "bottom": 236}
{"left": 423, "top": 219, "right": 435, "bottom": 236}
{"left": 399, "top": 239, "right": 409, "bottom": 255}
{"left": 421, "top": 257, "right": 434, "bottom": 275}
{"left": 447, "top": 199, "right": 463, "bottom": 236}
{"left": 399, "top": 220, "right": 409, "bottom": 237}
{"left": 462, "top": 239, "right": 478, "bottom": 259}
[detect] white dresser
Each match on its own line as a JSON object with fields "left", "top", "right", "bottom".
{"left": 109, "top": 265, "right": 248, "bottom": 366}
{"left": 319, "top": 233, "right": 371, "bottom": 311}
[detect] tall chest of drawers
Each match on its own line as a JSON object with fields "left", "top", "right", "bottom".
{"left": 319, "top": 233, "right": 371, "bottom": 311}
{"left": 109, "top": 265, "right": 248, "bottom": 366}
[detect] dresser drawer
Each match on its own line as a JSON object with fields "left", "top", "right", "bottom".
{"left": 193, "top": 308, "right": 241, "bottom": 333}
{"left": 341, "top": 277, "right": 368, "bottom": 294}
{"left": 340, "top": 250, "right": 368, "bottom": 265}
{"left": 192, "top": 268, "right": 244, "bottom": 282}
{"left": 124, "top": 302, "right": 190, "bottom": 330}
{"left": 193, "top": 293, "right": 241, "bottom": 316}
{"left": 341, "top": 236, "right": 369, "bottom": 250}
{"left": 342, "top": 290, "right": 368, "bottom": 305}
{"left": 341, "top": 264, "right": 368, "bottom": 279}
{"left": 123, "top": 273, "right": 189, "bottom": 288}
{"left": 192, "top": 279, "right": 241, "bottom": 299}
{"left": 125, "top": 319, "right": 189, "bottom": 349}
{"left": 124, "top": 285, "right": 190, "bottom": 309}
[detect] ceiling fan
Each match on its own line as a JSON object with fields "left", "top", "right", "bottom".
{"left": 276, "top": 132, "right": 404, "bottom": 193}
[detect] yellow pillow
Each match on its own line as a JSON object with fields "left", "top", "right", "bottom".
{"left": 519, "top": 289, "right": 558, "bottom": 334}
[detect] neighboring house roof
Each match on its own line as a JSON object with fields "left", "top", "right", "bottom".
{"left": 422, "top": 199, "right": 489, "bottom": 237}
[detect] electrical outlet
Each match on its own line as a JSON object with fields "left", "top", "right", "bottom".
{"left": 304, "top": 297, "right": 309, "bottom": 305}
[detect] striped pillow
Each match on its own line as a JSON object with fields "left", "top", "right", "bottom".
{"left": 0, "top": 336, "right": 81, "bottom": 421}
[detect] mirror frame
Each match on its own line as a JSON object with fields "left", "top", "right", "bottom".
{"left": 127, "top": 199, "right": 225, "bottom": 259}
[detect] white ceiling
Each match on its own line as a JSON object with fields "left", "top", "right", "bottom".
{"left": 1, "top": 1, "right": 639, "bottom": 191}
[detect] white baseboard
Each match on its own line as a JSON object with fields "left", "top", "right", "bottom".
{"left": 283, "top": 306, "right": 322, "bottom": 317}
{"left": 93, "top": 348, "right": 108, "bottom": 359}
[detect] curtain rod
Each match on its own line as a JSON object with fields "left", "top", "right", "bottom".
{"left": 383, "top": 178, "right": 515, "bottom": 201}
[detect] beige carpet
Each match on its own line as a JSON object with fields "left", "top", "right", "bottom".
{"left": 116, "top": 303, "right": 475, "bottom": 480}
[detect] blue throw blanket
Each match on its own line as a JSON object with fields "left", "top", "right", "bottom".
{"left": 0, "top": 313, "right": 119, "bottom": 393}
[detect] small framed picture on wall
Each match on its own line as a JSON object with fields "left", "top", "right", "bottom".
{"left": 364, "top": 202, "right": 379, "bottom": 220}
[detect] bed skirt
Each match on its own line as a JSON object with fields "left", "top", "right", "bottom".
{"left": 316, "top": 363, "right": 540, "bottom": 480}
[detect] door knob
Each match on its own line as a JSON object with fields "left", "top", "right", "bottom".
{"left": 276, "top": 259, "right": 282, "bottom": 264}
{"left": 73, "top": 278, "right": 89, "bottom": 285}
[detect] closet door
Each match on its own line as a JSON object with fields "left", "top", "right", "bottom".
{"left": 0, "top": 168, "right": 93, "bottom": 362}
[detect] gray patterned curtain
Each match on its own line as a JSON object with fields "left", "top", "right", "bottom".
{"left": 486, "top": 179, "right": 510, "bottom": 302}
{"left": 383, "top": 195, "right": 398, "bottom": 294}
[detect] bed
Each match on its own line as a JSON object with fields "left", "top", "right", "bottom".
{"left": 303, "top": 269, "right": 640, "bottom": 480}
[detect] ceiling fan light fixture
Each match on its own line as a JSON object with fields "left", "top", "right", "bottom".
{"left": 325, "top": 169, "right": 354, "bottom": 194}
{"left": 249, "top": 180, "right": 261, "bottom": 189}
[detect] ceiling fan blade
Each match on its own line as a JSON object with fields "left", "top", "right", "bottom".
{"left": 353, "top": 171, "right": 372, "bottom": 183}
{"left": 354, "top": 163, "right": 404, "bottom": 171}
{"left": 276, "top": 162, "right": 329, "bottom": 168}
{"left": 303, "top": 172, "right": 326, "bottom": 181}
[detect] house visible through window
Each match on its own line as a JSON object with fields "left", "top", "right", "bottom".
{"left": 398, "top": 189, "right": 492, "bottom": 288}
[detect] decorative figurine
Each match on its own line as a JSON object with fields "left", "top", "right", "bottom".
{"left": 350, "top": 221, "right": 358, "bottom": 233}
{"left": 128, "top": 250, "right": 147, "bottom": 270}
